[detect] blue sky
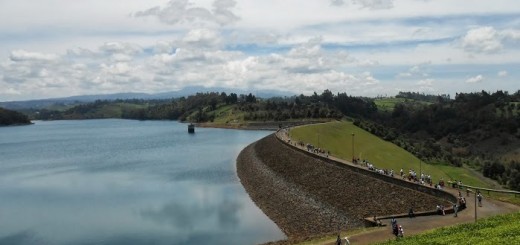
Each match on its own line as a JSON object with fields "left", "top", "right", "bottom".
{"left": 0, "top": 0, "right": 519, "bottom": 101}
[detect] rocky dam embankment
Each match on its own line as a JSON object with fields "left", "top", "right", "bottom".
{"left": 237, "top": 134, "right": 454, "bottom": 240}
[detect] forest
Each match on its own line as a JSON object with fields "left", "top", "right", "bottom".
{"left": 0, "top": 107, "right": 31, "bottom": 126}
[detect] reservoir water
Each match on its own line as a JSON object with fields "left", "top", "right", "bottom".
{"left": 0, "top": 119, "right": 285, "bottom": 245}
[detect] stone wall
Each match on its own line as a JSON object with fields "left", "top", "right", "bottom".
{"left": 237, "top": 134, "right": 457, "bottom": 239}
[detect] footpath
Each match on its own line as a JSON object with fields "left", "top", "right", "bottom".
{"left": 339, "top": 187, "right": 520, "bottom": 245}
{"left": 274, "top": 130, "right": 520, "bottom": 244}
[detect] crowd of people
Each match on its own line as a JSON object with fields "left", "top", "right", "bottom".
{"left": 279, "top": 128, "right": 331, "bottom": 158}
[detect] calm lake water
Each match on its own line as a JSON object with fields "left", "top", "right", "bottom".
{"left": 0, "top": 119, "right": 285, "bottom": 245}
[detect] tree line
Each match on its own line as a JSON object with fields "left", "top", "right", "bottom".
{"left": 0, "top": 107, "right": 31, "bottom": 126}
{"left": 28, "top": 90, "right": 378, "bottom": 123}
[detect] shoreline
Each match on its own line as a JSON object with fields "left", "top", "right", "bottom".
{"left": 0, "top": 122, "right": 33, "bottom": 127}
{"left": 237, "top": 134, "right": 456, "bottom": 243}
{"left": 195, "top": 120, "right": 332, "bottom": 131}
{"left": 26, "top": 118, "right": 327, "bottom": 131}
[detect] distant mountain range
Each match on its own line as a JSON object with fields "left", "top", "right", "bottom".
{"left": 0, "top": 86, "right": 295, "bottom": 110}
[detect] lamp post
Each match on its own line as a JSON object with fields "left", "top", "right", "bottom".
{"left": 419, "top": 158, "right": 422, "bottom": 182}
{"left": 351, "top": 133, "right": 355, "bottom": 162}
{"left": 475, "top": 189, "right": 478, "bottom": 223}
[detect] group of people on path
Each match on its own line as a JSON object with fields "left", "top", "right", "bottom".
{"left": 391, "top": 218, "right": 404, "bottom": 238}
{"left": 335, "top": 235, "right": 350, "bottom": 245}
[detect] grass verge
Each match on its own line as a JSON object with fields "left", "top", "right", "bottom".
{"left": 378, "top": 211, "right": 520, "bottom": 244}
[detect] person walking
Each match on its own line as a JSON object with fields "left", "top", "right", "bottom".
{"left": 453, "top": 203, "right": 458, "bottom": 217}
{"left": 398, "top": 225, "right": 404, "bottom": 238}
{"left": 477, "top": 192, "right": 483, "bottom": 207}
{"left": 336, "top": 235, "right": 342, "bottom": 245}
{"left": 344, "top": 236, "right": 350, "bottom": 245}
{"left": 408, "top": 207, "right": 415, "bottom": 218}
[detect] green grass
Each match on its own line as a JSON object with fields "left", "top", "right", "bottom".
{"left": 99, "top": 103, "right": 148, "bottom": 118}
{"left": 435, "top": 164, "right": 493, "bottom": 188}
{"left": 294, "top": 226, "right": 383, "bottom": 245}
{"left": 374, "top": 98, "right": 407, "bottom": 112}
{"left": 210, "top": 104, "right": 244, "bottom": 124}
{"left": 290, "top": 121, "right": 491, "bottom": 187}
{"left": 374, "top": 98, "right": 432, "bottom": 112}
{"left": 378, "top": 211, "right": 520, "bottom": 245}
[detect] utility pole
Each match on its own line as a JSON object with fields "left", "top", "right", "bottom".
{"left": 475, "top": 189, "right": 478, "bottom": 223}
{"left": 419, "top": 158, "right": 422, "bottom": 182}
{"left": 351, "top": 133, "right": 355, "bottom": 162}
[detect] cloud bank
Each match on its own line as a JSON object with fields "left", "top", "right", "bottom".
{"left": 0, "top": 0, "right": 519, "bottom": 101}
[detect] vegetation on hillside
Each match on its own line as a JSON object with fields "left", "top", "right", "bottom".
{"left": 379, "top": 211, "right": 520, "bottom": 245}
{"left": 17, "top": 88, "right": 520, "bottom": 190}
{"left": 290, "top": 121, "right": 491, "bottom": 188}
{"left": 27, "top": 90, "right": 377, "bottom": 123}
{"left": 0, "top": 107, "right": 31, "bottom": 126}
{"left": 360, "top": 90, "right": 520, "bottom": 190}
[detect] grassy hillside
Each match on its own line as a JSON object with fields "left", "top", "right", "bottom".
{"left": 63, "top": 102, "right": 149, "bottom": 119}
{"left": 374, "top": 97, "right": 431, "bottom": 112}
{"left": 379, "top": 211, "right": 520, "bottom": 244}
{"left": 374, "top": 98, "right": 407, "bottom": 111}
{"left": 290, "top": 121, "right": 491, "bottom": 188}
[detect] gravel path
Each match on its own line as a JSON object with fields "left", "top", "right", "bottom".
{"left": 237, "top": 134, "right": 453, "bottom": 242}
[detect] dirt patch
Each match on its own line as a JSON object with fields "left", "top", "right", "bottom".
{"left": 237, "top": 134, "right": 453, "bottom": 241}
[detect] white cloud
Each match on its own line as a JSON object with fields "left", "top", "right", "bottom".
{"left": 134, "top": 0, "right": 239, "bottom": 27}
{"left": 498, "top": 70, "right": 508, "bottom": 77}
{"left": 101, "top": 62, "right": 132, "bottom": 76}
{"left": 397, "top": 61, "right": 431, "bottom": 78}
{"left": 1, "top": 0, "right": 520, "bottom": 101}
{"left": 417, "top": 78, "right": 434, "bottom": 86}
{"left": 461, "top": 26, "right": 502, "bottom": 53}
{"left": 501, "top": 29, "right": 520, "bottom": 42}
{"left": 356, "top": 59, "right": 380, "bottom": 67}
{"left": 466, "top": 74, "right": 484, "bottom": 83}
{"left": 330, "top": 0, "right": 346, "bottom": 6}
{"left": 99, "top": 42, "right": 142, "bottom": 56}
{"left": 182, "top": 28, "right": 222, "bottom": 48}
{"left": 460, "top": 26, "right": 520, "bottom": 54}
{"left": 2, "top": 87, "right": 21, "bottom": 95}
{"left": 10, "top": 50, "right": 59, "bottom": 62}
{"left": 212, "top": 0, "right": 240, "bottom": 25}
{"left": 352, "top": 0, "right": 393, "bottom": 10}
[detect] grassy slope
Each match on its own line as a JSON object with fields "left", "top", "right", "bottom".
{"left": 205, "top": 104, "right": 332, "bottom": 125}
{"left": 211, "top": 104, "right": 244, "bottom": 124}
{"left": 374, "top": 98, "right": 407, "bottom": 112}
{"left": 378, "top": 211, "right": 520, "bottom": 245}
{"left": 290, "top": 121, "right": 491, "bottom": 188}
{"left": 374, "top": 98, "right": 432, "bottom": 112}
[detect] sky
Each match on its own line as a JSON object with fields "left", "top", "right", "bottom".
{"left": 0, "top": 0, "right": 519, "bottom": 101}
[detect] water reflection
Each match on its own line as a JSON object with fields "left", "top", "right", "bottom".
{"left": 0, "top": 231, "right": 41, "bottom": 245}
{"left": 140, "top": 197, "right": 242, "bottom": 230}
{"left": 0, "top": 120, "right": 285, "bottom": 245}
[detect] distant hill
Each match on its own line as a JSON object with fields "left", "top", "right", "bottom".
{"left": 0, "top": 86, "right": 294, "bottom": 110}
{"left": 0, "top": 107, "right": 31, "bottom": 126}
